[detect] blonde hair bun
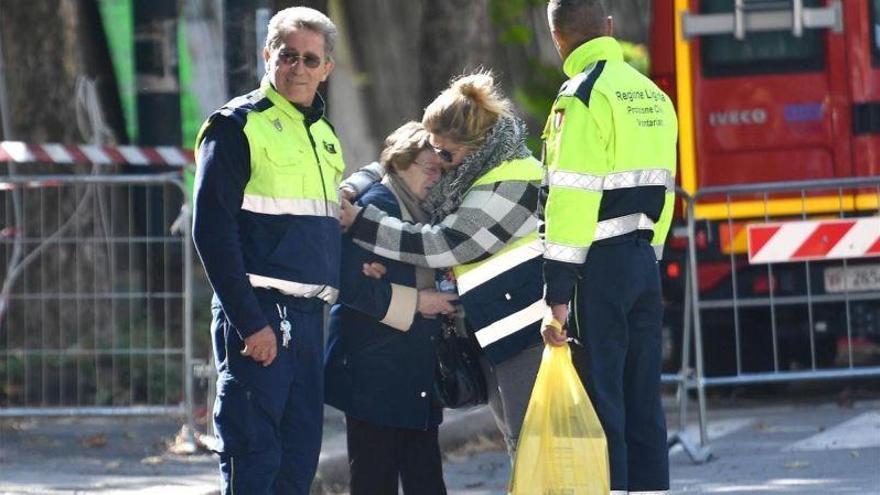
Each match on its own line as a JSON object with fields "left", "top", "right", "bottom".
{"left": 454, "top": 73, "right": 494, "bottom": 107}
{"left": 423, "top": 70, "right": 513, "bottom": 148}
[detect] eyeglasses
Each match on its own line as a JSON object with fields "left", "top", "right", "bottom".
{"left": 430, "top": 145, "right": 454, "bottom": 164}
{"left": 277, "top": 50, "right": 323, "bottom": 69}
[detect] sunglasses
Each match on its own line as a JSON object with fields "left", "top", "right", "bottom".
{"left": 431, "top": 145, "right": 455, "bottom": 164}
{"left": 277, "top": 50, "right": 323, "bottom": 69}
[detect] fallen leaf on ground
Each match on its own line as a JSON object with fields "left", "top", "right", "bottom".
{"left": 82, "top": 434, "right": 107, "bottom": 448}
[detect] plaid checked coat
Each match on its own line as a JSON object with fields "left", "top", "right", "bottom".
{"left": 344, "top": 157, "right": 546, "bottom": 363}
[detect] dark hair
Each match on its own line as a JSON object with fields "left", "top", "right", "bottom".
{"left": 548, "top": 0, "right": 608, "bottom": 45}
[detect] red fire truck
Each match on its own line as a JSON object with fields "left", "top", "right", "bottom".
{"left": 650, "top": 1, "right": 880, "bottom": 376}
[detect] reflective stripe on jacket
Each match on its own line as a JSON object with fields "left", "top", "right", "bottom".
{"left": 542, "top": 36, "right": 677, "bottom": 263}
{"left": 541, "top": 36, "right": 678, "bottom": 304}
{"left": 452, "top": 156, "right": 545, "bottom": 363}
{"left": 196, "top": 80, "right": 344, "bottom": 303}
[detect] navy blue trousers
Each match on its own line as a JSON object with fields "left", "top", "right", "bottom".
{"left": 211, "top": 290, "right": 325, "bottom": 495}
{"left": 569, "top": 237, "right": 669, "bottom": 493}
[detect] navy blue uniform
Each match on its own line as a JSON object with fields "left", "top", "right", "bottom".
{"left": 569, "top": 235, "right": 668, "bottom": 493}
{"left": 194, "top": 82, "right": 343, "bottom": 495}
{"left": 211, "top": 292, "right": 324, "bottom": 494}
{"left": 541, "top": 37, "right": 677, "bottom": 494}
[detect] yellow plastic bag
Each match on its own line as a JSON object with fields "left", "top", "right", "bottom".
{"left": 509, "top": 344, "right": 609, "bottom": 495}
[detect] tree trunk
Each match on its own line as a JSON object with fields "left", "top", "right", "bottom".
{"left": 329, "top": 0, "right": 651, "bottom": 164}
{"left": 419, "top": 0, "right": 493, "bottom": 105}
{"left": 0, "top": 0, "right": 132, "bottom": 407}
{"left": 0, "top": 0, "right": 123, "bottom": 144}
{"left": 332, "top": 1, "right": 564, "bottom": 160}
{"left": 336, "top": 0, "right": 423, "bottom": 148}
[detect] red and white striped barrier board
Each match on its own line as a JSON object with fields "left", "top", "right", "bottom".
{"left": 748, "top": 217, "right": 880, "bottom": 264}
{"left": 0, "top": 141, "right": 194, "bottom": 167}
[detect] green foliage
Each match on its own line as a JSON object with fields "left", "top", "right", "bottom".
{"left": 489, "top": 0, "right": 544, "bottom": 46}
{"left": 488, "top": 0, "right": 564, "bottom": 154}
{"left": 511, "top": 60, "right": 566, "bottom": 152}
{"left": 621, "top": 41, "right": 650, "bottom": 75}
{"left": 486, "top": 2, "right": 652, "bottom": 155}
{"left": 501, "top": 25, "right": 534, "bottom": 45}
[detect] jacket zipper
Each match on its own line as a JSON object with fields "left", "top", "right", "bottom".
{"left": 304, "top": 120, "right": 330, "bottom": 299}
{"left": 304, "top": 122, "right": 329, "bottom": 216}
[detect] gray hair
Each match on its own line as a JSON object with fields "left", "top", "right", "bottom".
{"left": 380, "top": 121, "right": 430, "bottom": 173}
{"left": 265, "top": 7, "right": 338, "bottom": 56}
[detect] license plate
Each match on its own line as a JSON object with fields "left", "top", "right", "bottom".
{"left": 824, "top": 264, "right": 880, "bottom": 293}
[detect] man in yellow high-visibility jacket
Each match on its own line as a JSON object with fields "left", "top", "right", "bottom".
{"left": 540, "top": 1, "right": 678, "bottom": 493}
{"left": 193, "top": 7, "right": 344, "bottom": 494}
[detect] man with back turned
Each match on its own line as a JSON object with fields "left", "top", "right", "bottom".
{"left": 540, "top": 1, "right": 679, "bottom": 493}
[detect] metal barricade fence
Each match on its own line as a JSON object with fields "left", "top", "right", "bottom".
{"left": 0, "top": 172, "right": 194, "bottom": 440}
{"left": 671, "top": 176, "right": 880, "bottom": 461}
{"left": 663, "top": 187, "right": 712, "bottom": 463}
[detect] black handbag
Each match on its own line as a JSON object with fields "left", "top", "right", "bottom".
{"left": 432, "top": 315, "right": 488, "bottom": 409}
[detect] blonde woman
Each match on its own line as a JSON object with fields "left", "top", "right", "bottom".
{"left": 339, "top": 72, "right": 545, "bottom": 457}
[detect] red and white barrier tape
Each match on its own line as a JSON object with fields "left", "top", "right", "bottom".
{"left": 0, "top": 141, "right": 194, "bottom": 167}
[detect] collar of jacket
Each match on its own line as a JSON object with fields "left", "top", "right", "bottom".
{"left": 259, "top": 76, "right": 326, "bottom": 125}
{"left": 563, "top": 36, "right": 623, "bottom": 78}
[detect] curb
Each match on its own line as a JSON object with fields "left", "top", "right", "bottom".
{"left": 311, "top": 406, "right": 499, "bottom": 494}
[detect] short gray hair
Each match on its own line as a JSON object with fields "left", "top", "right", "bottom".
{"left": 265, "top": 7, "right": 338, "bottom": 56}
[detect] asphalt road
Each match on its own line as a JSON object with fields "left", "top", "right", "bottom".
{"left": 2, "top": 385, "right": 878, "bottom": 494}
{"left": 442, "top": 389, "right": 880, "bottom": 495}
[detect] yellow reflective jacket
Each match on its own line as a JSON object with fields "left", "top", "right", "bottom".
{"left": 195, "top": 80, "right": 344, "bottom": 310}
{"left": 541, "top": 36, "right": 678, "bottom": 304}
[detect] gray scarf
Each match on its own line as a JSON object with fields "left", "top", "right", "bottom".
{"left": 387, "top": 172, "right": 430, "bottom": 224}
{"left": 384, "top": 173, "right": 434, "bottom": 290}
{"left": 423, "top": 116, "right": 531, "bottom": 222}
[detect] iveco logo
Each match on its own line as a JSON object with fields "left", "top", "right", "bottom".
{"left": 709, "top": 108, "right": 768, "bottom": 127}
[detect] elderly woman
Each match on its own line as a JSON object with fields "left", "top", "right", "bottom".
{"left": 339, "top": 71, "right": 545, "bottom": 459}
{"left": 325, "top": 122, "right": 455, "bottom": 495}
